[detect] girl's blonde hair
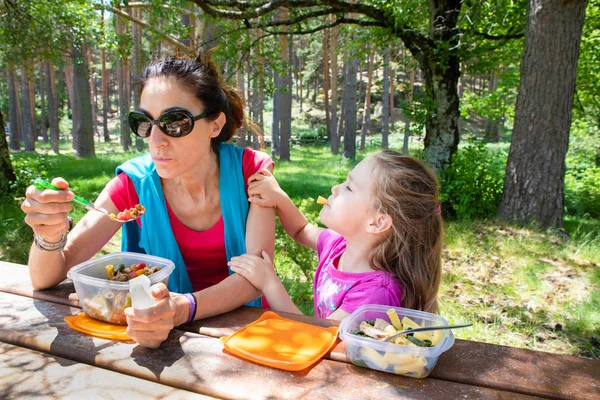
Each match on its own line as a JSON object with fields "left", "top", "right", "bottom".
{"left": 369, "top": 150, "right": 443, "bottom": 314}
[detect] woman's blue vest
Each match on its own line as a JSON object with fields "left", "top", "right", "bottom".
{"left": 116, "top": 142, "right": 261, "bottom": 307}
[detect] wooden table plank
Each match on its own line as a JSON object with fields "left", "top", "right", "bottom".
{"left": 4, "top": 261, "right": 598, "bottom": 399}
{"left": 0, "top": 291, "right": 538, "bottom": 400}
{"left": 0, "top": 342, "right": 211, "bottom": 400}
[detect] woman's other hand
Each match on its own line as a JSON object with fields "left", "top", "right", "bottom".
{"left": 125, "top": 283, "right": 188, "bottom": 348}
{"left": 22, "top": 177, "right": 74, "bottom": 242}
{"left": 247, "top": 169, "right": 286, "bottom": 208}
{"left": 228, "top": 251, "right": 278, "bottom": 292}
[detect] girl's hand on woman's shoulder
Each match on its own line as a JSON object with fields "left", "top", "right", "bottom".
{"left": 247, "top": 169, "right": 286, "bottom": 208}
{"left": 228, "top": 251, "right": 278, "bottom": 292}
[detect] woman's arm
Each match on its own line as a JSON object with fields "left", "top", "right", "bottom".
{"left": 193, "top": 195, "right": 276, "bottom": 318}
{"left": 24, "top": 180, "right": 122, "bottom": 289}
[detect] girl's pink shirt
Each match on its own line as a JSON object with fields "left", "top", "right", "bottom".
{"left": 314, "top": 229, "right": 403, "bottom": 318}
{"left": 107, "top": 148, "right": 273, "bottom": 293}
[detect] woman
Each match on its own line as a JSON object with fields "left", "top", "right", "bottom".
{"left": 21, "top": 52, "right": 275, "bottom": 348}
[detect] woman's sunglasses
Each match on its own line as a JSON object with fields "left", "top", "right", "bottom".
{"left": 128, "top": 108, "right": 209, "bottom": 138}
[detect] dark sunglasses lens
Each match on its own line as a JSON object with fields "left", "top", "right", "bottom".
{"left": 159, "top": 111, "right": 193, "bottom": 137}
{"left": 129, "top": 113, "right": 152, "bottom": 137}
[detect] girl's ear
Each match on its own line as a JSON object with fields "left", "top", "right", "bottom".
{"left": 209, "top": 112, "right": 226, "bottom": 138}
{"left": 366, "top": 213, "right": 393, "bottom": 234}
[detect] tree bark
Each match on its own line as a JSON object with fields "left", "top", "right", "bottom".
{"left": 101, "top": 12, "right": 110, "bottom": 142}
{"left": 87, "top": 48, "right": 99, "bottom": 141}
{"left": 322, "top": 27, "right": 331, "bottom": 144}
{"left": 26, "top": 60, "right": 37, "bottom": 145}
{"left": 19, "top": 66, "right": 35, "bottom": 151}
{"left": 484, "top": 69, "right": 500, "bottom": 142}
{"left": 402, "top": 66, "right": 416, "bottom": 154}
{"left": 278, "top": 33, "right": 292, "bottom": 161}
{"left": 7, "top": 62, "right": 21, "bottom": 150}
{"left": 329, "top": 23, "right": 339, "bottom": 155}
{"left": 342, "top": 52, "right": 358, "bottom": 160}
{"left": 360, "top": 45, "right": 375, "bottom": 152}
{"left": 39, "top": 62, "right": 48, "bottom": 144}
{"left": 116, "top": 14, "right": 131, "bottom": 151}
{"left": 64, "top": 63, "right": 77, "bottom": 150}
{"left": 132, "top": 7, "right": 145, "bottom": 151}
{"left": 0, "top": 112, "right": 16, "bottom": 195}
{"left": 46, "top": 62, "right": 60, "bottom": 154}
{"left": 499, "top": 0, "right": 588, "bottom": 228}
{"left": 72, "top": 44, "right": 96, "bottom": 157}
{"left": 271, "top": 68, "right": 281, "bottom": 158}
{"left": 382, "top": 49, "right": 390, "bottom": 149}
{"left": 236, "top": 61, "right": 247, "bottom": 148}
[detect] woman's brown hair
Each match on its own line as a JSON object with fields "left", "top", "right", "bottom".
{"left": 369, "top": 150, "right": 443, "bottom": 314}
{"left": 139, "top": 50, "right": 261, "bottom": 150}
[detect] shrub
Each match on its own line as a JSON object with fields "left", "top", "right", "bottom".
{"left": 9, "top": 153, "right": 51, "bottom": 195}
{"left": 440, "top": 141, "right": 506, "bottom": 220}
{"left": 565, "top": 167, "right": 600, "bottom": 218}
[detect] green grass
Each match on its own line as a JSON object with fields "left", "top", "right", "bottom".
{"left": 2, "top": 139, "right": 599, "bottom": 359}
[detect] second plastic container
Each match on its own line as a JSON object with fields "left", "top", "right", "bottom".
{"left": 339, "top": 304, "right": 456, "bottom": 378}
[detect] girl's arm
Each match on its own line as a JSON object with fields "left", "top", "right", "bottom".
{"left": 228, "top": 252, "right": 303, "bottom": 315}
{"left": 248, "top": 169, "right": 322, "bottom": 251}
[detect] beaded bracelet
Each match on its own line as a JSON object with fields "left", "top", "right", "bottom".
{"left": 183, "top": 293, "right": 197, "bottom": 325}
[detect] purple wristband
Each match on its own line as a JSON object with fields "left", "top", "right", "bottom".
{"left": 183, "top": 293, "right": 197, "bottom": 325}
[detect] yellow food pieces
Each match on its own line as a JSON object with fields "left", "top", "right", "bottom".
{"left": 387, "top": 308, "right": 403, "bottom": 330}
{"left": 316, "top": 196, "right": 328, "bottom": 205}
{"left": 358, "top": 347, "right": 389, "bottom": 370}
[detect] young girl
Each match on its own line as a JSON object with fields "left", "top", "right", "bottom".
{"left": 228, "top": 150, "right": 443, "bottom": 320}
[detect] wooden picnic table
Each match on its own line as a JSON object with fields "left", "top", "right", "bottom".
{"left": 0, "top": 260, "right": 598, "bottom": 399}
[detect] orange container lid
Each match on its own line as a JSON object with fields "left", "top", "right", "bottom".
{"left": 221, "top": 311, "right": 339, "bottom": 371}
{"left": 64, "top": 312, "right": 131, "bottom": 341}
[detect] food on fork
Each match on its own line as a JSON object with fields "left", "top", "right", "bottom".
{"left": 110, "top": 204, "right": 146, "bottom": 221}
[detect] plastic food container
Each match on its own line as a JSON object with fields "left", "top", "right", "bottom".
{"left": 67, "top": 252, "right": 175, "bottom": 325}
{"left": 339, "top": 305, "right": 455, "bottom": 378}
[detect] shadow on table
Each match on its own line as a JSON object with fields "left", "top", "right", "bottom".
{"left": 130, "top": 328, "right": 186, "bottom": 380}
{"left": 33, "top": 298, "right": 102, "bottom": 367}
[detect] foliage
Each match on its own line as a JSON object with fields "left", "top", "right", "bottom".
{"left": 440, "top": 141, "right": 506, "bottom": 220}
{"left": 565, "top": 168, "right": 600, "bottom": 218}
{"left": 8, "top": 153, "right": 51, "bottom": 194}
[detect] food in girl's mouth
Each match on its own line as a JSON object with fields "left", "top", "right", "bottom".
{"left": 110, "top": 204, "right": 146, "bottom": 221}
{"left": 317, "top": 196, "right": 328, "bottom": 205}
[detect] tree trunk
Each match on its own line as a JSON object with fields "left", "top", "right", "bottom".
{"left": 329, "top": 24, "right": 339, "bottom": 155}
{"left": 235, "top": 62, "right": 247, "bottom": 148}
{"left": 342, "top": 53, "right": 358, "bottom": 160}
{"left": 46, "top": 62, "right": 60, "bottom": 154}
{"left": 39, "top": 62, "right": 48, "bottom": 144}
{"left": 26, "top": 60, "right": 37, "bottom": 145}
{"left": 19, "top": 66, "right": 35, "bottom": 151}
{"left": 499, "top": 0, "right": 587, "bottom": 229}
{"left": 64, "top": 63, "right": 77, "bottom": 150}
{"left": 382, "top": 49, "right": 390, "bottom": 149}
{"left": 101, "top": 12, "right": 110, "bottom": 142}
{"left": 484, "top": 70, "right": 500, "bottom": 142}
{"left": 279, "top": 33, "right": 292, "bottom": 161}
{"left": 87, "top": 48, "right": 99, "bottom": 141}
{"left": 72, "top": 44, "right": 95, "bottom": 158}
{"left": 132, "top": 7, "right": 145, "bottom": 151}
{"left": 271, "top": 69, "right": 281, "bottom": 158}
{"left": 360, "top": 45, "right": 375, "bottom": 152}
{"left": 406, "top": 0, "right": 461, "bottom": 171}
{"left": 7, "top": 62, "right": 21, "bottom": 150}
{"left": 390, "top": 56, "right": 395, "bottom": 132}
{"left": 402, "top": 66, "right": 416, "bottom": 154}
{"left": 0, "top": 112, "right": 16, "bottom": 195}
{"left": 116, "top": 14, "right": 131, "bottom": 151}
{"left": 323, "top": 28, "right": 331, "bottom": 144}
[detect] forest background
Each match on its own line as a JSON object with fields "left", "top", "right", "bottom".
{"left": 0, "top": 0, "right": 598, "bottom": 359}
